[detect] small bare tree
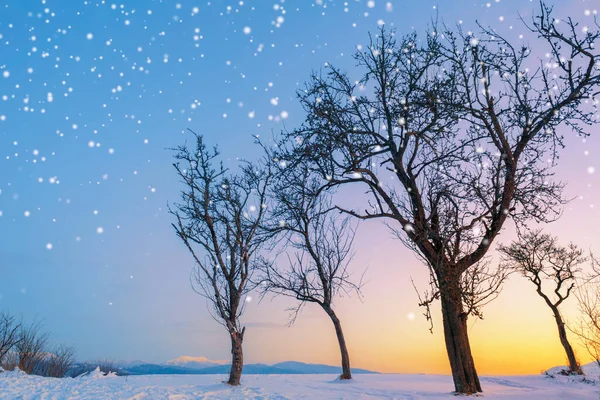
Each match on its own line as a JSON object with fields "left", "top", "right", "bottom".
{"left": 2, "top": 351, "right": 18, "bottom": 371}
{"left": 0, "top": 312, "right": 21, "bottom": 366}
{"left": 16, "top": 320, "right": 49, "bottom": 375}
{"left": 258, "top": 161, "right": 363, "bottom": 380}
{"left": 280, "top": 2, "right": 600, "bottom": 393}
{"left": 499, "top": 230, "right": 585, "bottom": 375}
{"left": 572, "top": 255, "right": 600, "bottom": 369}
{"left": 43, "top": 344, "right": 77, "bottom": 378}
{"left": 170, "top": 131, "right": 272, "bottom": 386}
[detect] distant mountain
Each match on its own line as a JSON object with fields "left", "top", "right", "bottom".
{"left": 125, "top": 364, "right": 209, "bottom": 376}
{"left": 121, "top": 363, "right": 298, "bottom": 376}
{"left": 165, "top": 356, "right": 225, "bottom": 370}
{"left": 185, "top": 363, "right": 301, "bottom": 375}
{"left": 117, "top": 360, "right": 151, "bottom": 368}
{"left": 273, "top": 361, "right": 377, "bottom": 374}
{"left": 119, "top": 359, "right": 379, "bottom": 376}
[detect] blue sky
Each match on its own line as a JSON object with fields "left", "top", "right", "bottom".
{"left": 1, "top": 0, "right": 599, "bottom": 373}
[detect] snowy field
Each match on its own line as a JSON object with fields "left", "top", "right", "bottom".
{"left": 1, "top": 368, "right": 599, "bottom": 399}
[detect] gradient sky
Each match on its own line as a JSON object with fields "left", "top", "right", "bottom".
{"left": 1, "top": 0, "right": 599, "bottom": 375}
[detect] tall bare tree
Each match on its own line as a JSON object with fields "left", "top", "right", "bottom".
{"left": 499, "top": 230, "right": 585, "bottom": 375}
{"left": 279, "top": 2, "right": 600, "bottom": 393}
{"left": 257, "top": 160, "right": 362, "bottom": 380}
{"left": 169, "top": 131, "right": 272, "bottom": 386}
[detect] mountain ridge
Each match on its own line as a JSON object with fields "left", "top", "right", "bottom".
{"left": 116, "top": 359, "right": 379, "bottom": 376}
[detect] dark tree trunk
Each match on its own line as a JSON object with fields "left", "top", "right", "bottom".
{"left": 551, "top": 307, "right": 583, "bottom": 375}
{"left": 227, "top": 328, "right": 244, "bottom": 386}
{"left": 439, "top": 277, "right": 482, "bottom": 394}
{"left": 324, "top": 306, "right": 352, "bottom": 380}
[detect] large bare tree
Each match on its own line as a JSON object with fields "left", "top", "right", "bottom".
{"left": 279, "top": 3, "right": 600, "bottom": 393}
{"left": 257, "top": 160, "right": 362, "bottom": 380}
{"left": 499, "top": 230, "right": 585, "bottom": 375}
{"left": 170, "top": 131, "right": 272, "bottom": 386}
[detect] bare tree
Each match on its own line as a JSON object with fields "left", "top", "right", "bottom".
{"left": 0, "top": 312, "right": 21, "bottom": 366}
{"left": 169, "top": 130, "right": 272, "bottom": 386}
{"left": 16, "top": 320, "right": 49, "bottom": 375}
{"left": 572, "top": 255, "right": 600, "bottom": 370}
{"left": 42, "top": 344, "right": 77, "bottom": 378}
{"left": 279, "top": 2, "right": 600, "bottom": 393}
{"left": 499, "top": 230, "right": 585, "bottom": 375}
{"left": 257, "top": 160, "right": 363, "bottom": 380}
{"left": 1, "top": 350, "right": 18, "bottom": 372}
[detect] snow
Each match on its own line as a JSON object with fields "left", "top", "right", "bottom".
{"left": 78, "top": 367, "right": 118, "bottom": 380}
{"left": 545, "top": 361, "right": 600, "bottom": 376}
{"left": 1, "top": 372, "right": 599, "bottom": 399}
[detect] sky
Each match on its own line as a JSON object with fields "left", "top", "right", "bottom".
{"left": 0, "top": 0, "right": 599, "bottom": 376}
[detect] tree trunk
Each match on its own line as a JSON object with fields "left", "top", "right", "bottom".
{"left": 551, "top": 307, "right": 583, "bottom": 375}
{"left": 323, "top": 306, "right": 352, "bottom": 380}
{"left": 439, "top": 278, "right": 482, "bottom": 394}
{"left": 227, "top": 328, "right": 244, "bottom": 386}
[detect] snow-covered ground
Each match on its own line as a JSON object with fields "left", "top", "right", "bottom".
{"left": 1, "top": 367, "right": 600, "bottom": 399}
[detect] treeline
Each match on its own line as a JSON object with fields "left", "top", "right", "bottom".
{"left": 0, "top": 312, "right": 119, "bottom": 378}
{"left": 0, "top": 313, "right": 75, "bottom": 378}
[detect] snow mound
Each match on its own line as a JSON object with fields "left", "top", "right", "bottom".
{"left": 545, "top": 361, "right": 600, "bottom": 377}
{"left": 81, "top": 367, "right": 117, "bottom": 379}
{"left": 583, "top": 362, "right": 600, "bottom": 376}
{"left": 0, "top": 368, "right": 27, "bottom": 378}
